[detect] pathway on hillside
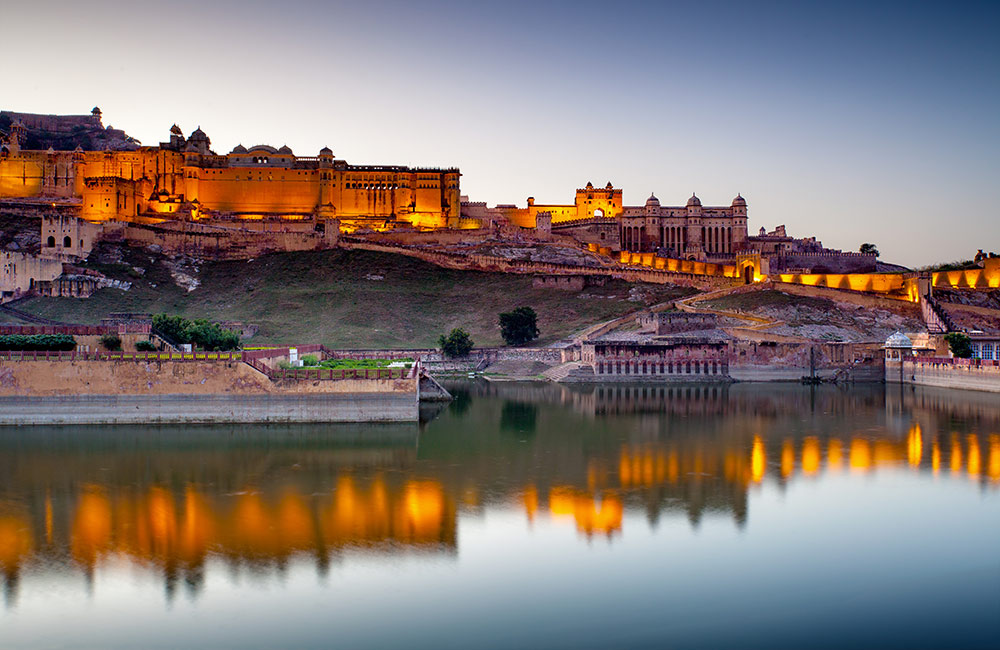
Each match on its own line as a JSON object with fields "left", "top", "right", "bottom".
{"left": 675, "top": 285, "right": 785, "bottom": 332}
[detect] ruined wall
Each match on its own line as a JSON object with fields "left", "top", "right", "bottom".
{"left": 0, "top": 251, "right": 64, "bottom": 299}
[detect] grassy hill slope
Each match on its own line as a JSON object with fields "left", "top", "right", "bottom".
{"left": 9, "top": 245, "right": 695, "bottom": 348}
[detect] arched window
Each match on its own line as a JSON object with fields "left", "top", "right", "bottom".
{"left": 594, "top": 208, "right": 604, "bottom": 218}
{"left": 47, "top": 236, "right": 55, "bottom": 247}
{"left": 63, "top": 236, "right": 72, "bottom": 248}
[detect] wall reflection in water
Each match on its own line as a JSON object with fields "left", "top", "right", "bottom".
{"left": 1, "top": 383, "right": 998, "bottom": 605}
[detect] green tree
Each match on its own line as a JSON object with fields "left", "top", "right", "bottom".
{"left": 152, "top": 314, "right": 240, "bottom": 351}
{"left": 152, "top": 314, "right": 189, "bottom": 343}
{"left": 439, "top": 328, "right": 474, "bottom": 357}
{"left": 99, "top": 333, "right": 122, "bottom": 351}
{"left": 859, "top": 243, "right": 880, "bottom": 256}
{"left": 135, "top": 340, "right": 157, "bottom": 352}
{"left": 944, "top": 332, "right": 973, "bottom": 359}
{"left": 499, "top": 306, "right": 539, "bottom": 346}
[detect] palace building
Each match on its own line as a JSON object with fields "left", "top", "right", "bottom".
{"left": 463, "top": 183, "right": 750, "bottom": 261}
{"left": 0, "top": 114, "right": 461, "bottom": 230}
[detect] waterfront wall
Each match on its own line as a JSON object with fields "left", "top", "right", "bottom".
{"left": 888, "top": 358, "right": 1000, "bottom": 394}
{"left": 0, "top": 393, "right": 416, "bottom": 425}
{"left": 0, "top": 359, "right": 417, "bottom": 423}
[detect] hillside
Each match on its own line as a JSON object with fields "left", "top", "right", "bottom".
{"left": 5, "top": 244, "right": 696, "bottom": 348}
{"left": 698, "top": 287, "right": 925, "bottom": 341}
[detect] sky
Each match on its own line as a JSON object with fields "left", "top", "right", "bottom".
{"left": 3, "top": 0, "right": 998, "bottom": 266}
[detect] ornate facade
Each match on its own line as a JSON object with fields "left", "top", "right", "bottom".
{"left": 619, "top": 192, "right": 748, "bottom": 258}
{"left": 1, "top": 118, "right": 461, "bottom": 230}
{"left": 463, "top": 184, "right": 749, "bottom": 260}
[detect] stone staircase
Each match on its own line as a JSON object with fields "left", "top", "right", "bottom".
{"left": 541, "top": 361, "right": 595, "bottom": 383}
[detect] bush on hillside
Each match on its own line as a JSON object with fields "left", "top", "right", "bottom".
{"left": 0, "top": 334, "right": 76, "bottom": 351}
{"left": 99, "top": 333, "right": 122, "bottom": 351}
{"left": 136, "top": 340, "right": 157, "bottom": 352}
{"left": 301, "top": 354, "right": 319, "bottom": 366}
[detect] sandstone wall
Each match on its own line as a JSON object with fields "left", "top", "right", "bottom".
{"left": 888, "top": 359, "right": 1000, "bottom": 394}
{"left": 0, "top": 393, "right": 416, "bottom": 425}
{"left": 0, "top": 359, "right": 417, "bottom": 423}
{"left": 0, "top": 359, "right": 413, "bottom": 396}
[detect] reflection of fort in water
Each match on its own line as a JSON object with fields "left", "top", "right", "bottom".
{"left": 1, "top": 385, "right": 998, "bottom": 605}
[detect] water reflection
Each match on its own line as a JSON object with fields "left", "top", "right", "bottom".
{"left": 0, "top": 383, "right": 998, "bottom": 609}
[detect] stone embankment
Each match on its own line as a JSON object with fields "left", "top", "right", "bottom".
{"left": 888, "top": 358, "right": 1000, "bottom": 394}
{"left": 0, "top": 358, "right": 418, "bottom": 424}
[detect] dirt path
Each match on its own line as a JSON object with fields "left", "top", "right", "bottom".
{"left": 675, "top": 285, "right": 785, "bottom": 331}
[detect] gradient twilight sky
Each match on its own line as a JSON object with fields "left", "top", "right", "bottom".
{"left": 3, "top": 0, "right": 997, "bottom": 266}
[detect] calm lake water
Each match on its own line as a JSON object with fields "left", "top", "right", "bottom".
{"left": 1, "top": 382, "right": 998, "bottom": 649}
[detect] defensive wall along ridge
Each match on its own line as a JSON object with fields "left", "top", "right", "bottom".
{"left": 0, "top": 354, "right": 419, "bottom": 424}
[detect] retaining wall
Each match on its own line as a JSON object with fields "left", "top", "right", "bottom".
{"left": 0, "top": 393, "right": 416, "bottom": 425}
{"left": 0, "top": 359, "right": 417, "bottom": 422}
{"left": 888, "top": 358, "right": 1000, "bottom": 394}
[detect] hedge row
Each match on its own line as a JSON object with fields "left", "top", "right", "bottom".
{"left": 0, "top": 334, "right": 77, "bottom": 351}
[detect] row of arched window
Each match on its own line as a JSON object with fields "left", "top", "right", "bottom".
{"left": 596, "top": 359, "right": 725, "bottom": 375}
{"left": 621, "top": 224, "right": 734, "bottom": 254}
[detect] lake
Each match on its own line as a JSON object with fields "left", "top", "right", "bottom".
{"left": 1, "top": 382, "right": 997, "bottom": 649}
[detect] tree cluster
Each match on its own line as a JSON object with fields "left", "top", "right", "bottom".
{"left": 944, "top": 332, "right": 973, "bottom": 359}
{"left": 499, "top": 307, "right": 539, "bottom": 346}
{"left": 152, "top": 314, "right": 241, "bottom": 351}
{"left": 439, "top": 328, "right": 474, "bottom": 358}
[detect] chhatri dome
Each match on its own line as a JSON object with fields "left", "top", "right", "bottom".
{"left": 732, "top": 194, "right": 746, "bottom": 206}
{"left": 687, "top": 193, "right": 701, "bottom": 207}
{"left": 645, "top": 193, "right": 660, "bottom": 207}
{"left": 885, "top": 331, "right": 913, "bottom": 348}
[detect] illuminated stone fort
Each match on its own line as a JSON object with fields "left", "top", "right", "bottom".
{"left": 0, "top": 110, "right": 461, "bottom": 230}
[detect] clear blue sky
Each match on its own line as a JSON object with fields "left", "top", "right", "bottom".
{"left": 4, "top": 0, "right": 997, "bottom": 266}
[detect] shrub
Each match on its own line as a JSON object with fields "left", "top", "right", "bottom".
{"left": 499, "top": 306, "right": 539, "bottom": 346}
{"left": 301, "top": 354, "right": 319, "bottom": 366}
{"left": 99, "top": 333, "right": 122, "bottom": 351}
{"left": 439, "top": 328, "right": 474, "bottom": 357}
{"left": 135, "top": 340, "right": 157, "bottom": 352}
{"left": 0, "top": 334, "right": 76, "bottom": 351}
{"left": 944, "top": 332, "right": 973, "bottom": 359}
{"left": 152, "top": 313, "right": 241, "bottom": 351}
